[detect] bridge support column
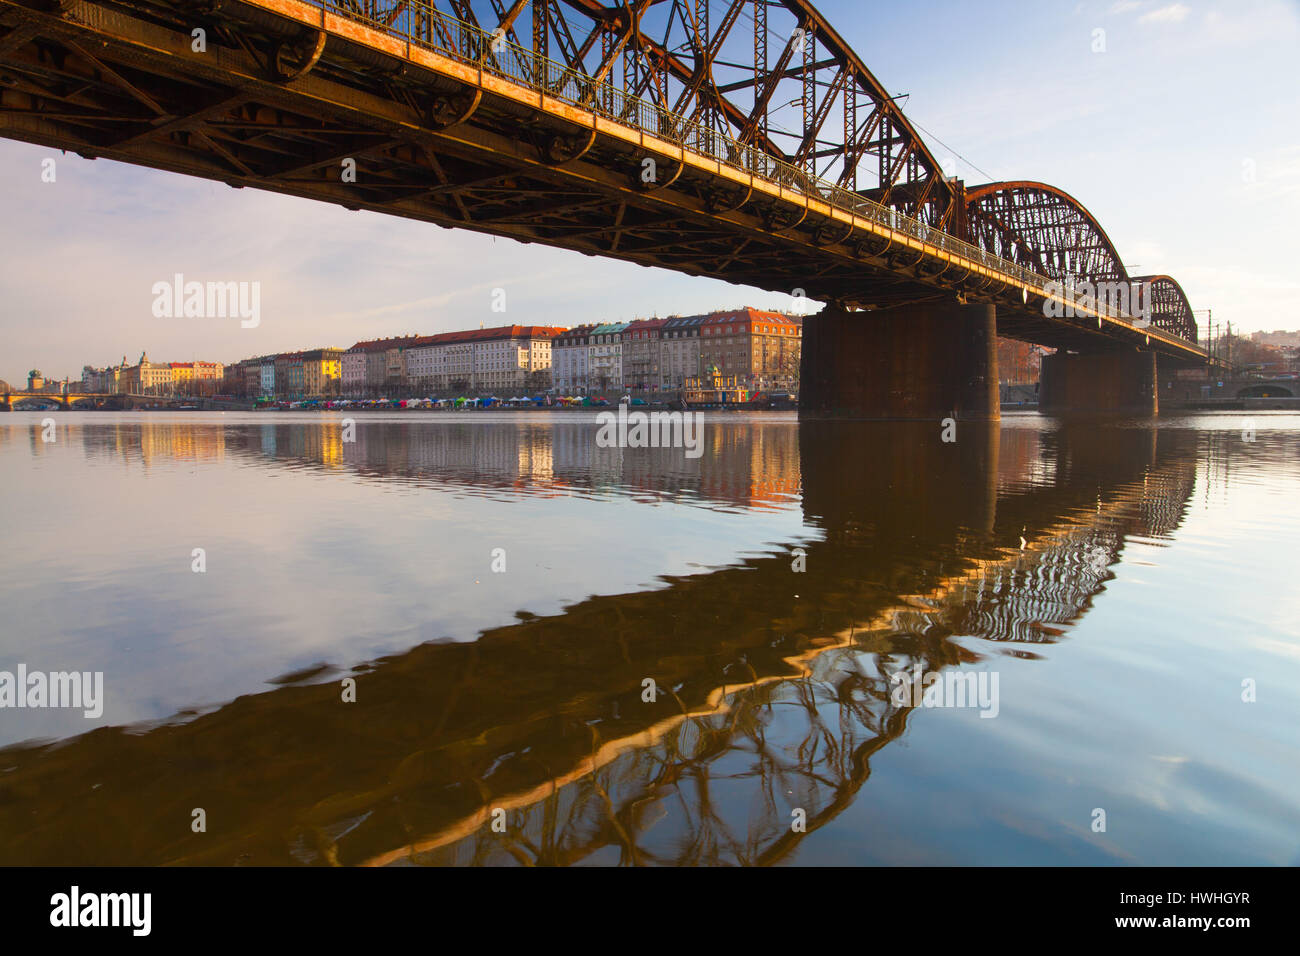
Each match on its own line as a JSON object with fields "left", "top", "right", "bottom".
{"left": 1040, "top": 350, "right": 1158, "bottom": 416}
{"left": 799, "top": 300, "right": 999, "bottom": 421}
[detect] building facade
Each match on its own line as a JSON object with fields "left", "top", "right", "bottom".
{"left": 341, "top": 344, "right": 369, "bottom": 395}
{"left": 301, "top": 348, "right": 343, "bottom": 397}
{"left": 120, "top": 352, "right": 174, "bottom": 394}
{"left": 621, "top": 318, "right": 667, "bottom": 392}
{"left": 552, "top": 325, "right": 593, "bottom": 394}
{"left": 660, "top": 314, "right": 706, "bottom": 390}
{"left": 169, "top": 361, "right": 225, "bottom": 395}
{"left": 696, "top": 308, "right": 801, "bottom": 391}
{"left": 587, "top": 322, "right": 628, "bottom": 394}
{"left": 339, "top": 336, "right": 424, "bottom": 396}
{"left": 402, "top": 325, "right": 565, "bottom": 393}
{"left": 274, "top": 352, "right": 301, "bottom": 398}
{"left": 240, "top": 360, "right": 259, "bottom": 397}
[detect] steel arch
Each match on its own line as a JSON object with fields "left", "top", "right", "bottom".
{"left": 1132, "top": 274, "right": 1197, "bottom": 343}
{"left": 965, "top": 180, "right": 1128, "bottom": 287}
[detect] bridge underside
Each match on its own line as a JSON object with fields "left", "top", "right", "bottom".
{"left": 0, "top": 0, "right": 943, "bottom": 306}
{"left": 0, "top": 0, "right": 1206, "bottom": 366}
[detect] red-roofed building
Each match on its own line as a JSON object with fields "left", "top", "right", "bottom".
{"left": 622, "top": 318, "right": 667, "bottom": 391}
{"left": 696, "top": 307, "right": 801, "bottom": 391}
{"left": 342, "top": 335, "right": 426, "bottom": 397}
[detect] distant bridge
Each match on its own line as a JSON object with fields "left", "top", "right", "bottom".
{"left": 1, "top": 389, "right": 189, "bottom": 409}
{"left": 1165, "top": 374, "right": 1300, "bottom": 407}
{"left": 0, "top": 0, "right": 1211, "bottom": 417}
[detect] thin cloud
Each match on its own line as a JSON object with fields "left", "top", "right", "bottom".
{"left": 1139, "top": 3, "right": 1190, "bottom": 24}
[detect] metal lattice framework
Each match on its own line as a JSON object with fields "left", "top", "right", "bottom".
{"left": 966, "top": 181, "right": 1128, "bottom": 287}
{"left": 967, "top": 181, "right": 1197, "bottom": 343}
{"left": 1132, "top": 274, "right": 1197, "bottom": 343}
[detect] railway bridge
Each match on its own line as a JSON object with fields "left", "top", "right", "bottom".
{"left": 0, "top": 0, "right": 1211, "bottom": 417}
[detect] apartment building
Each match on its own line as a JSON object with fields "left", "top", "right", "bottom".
{"left": 621, "top": 318, "right": 667, "bottom": 392}
{"left": 587, "top": 322, "right": 628, "bottom": 393}
{"left": 695, "top": 308, "right": 801, "bottom": 391}
{"left": 84, "top": 358, "right": 132, "bottom": 394}
{"left": 401, "top": 334, "right": 442, "bottom": 389}
{"left": 286, "top": 355, "right": 305, "bottom": 396}
{"left": 273, "top": 352, "right": 301, "bottom": 397}
{"left": 240, "top": 360, "right": 260, "bottom": 397}
{"left": 661, "top": 314, "right": 706, "bottom": 390}
{"left": 169, "top": 361, "right": 224, "bottom": 393}
{"left": 403, "top": 325, "right": 565, "bottom": 393}
{"left": 341, "top": 336, "right": 423, "bottom": 396}
{"left": 301, "top": 348, "right": 344, "bottom": 397}
{"left": 552, "top": 325, "right": 594, "bottom": 393}
{"left": 341, "top": 343, "right": 369, "bottom": 394}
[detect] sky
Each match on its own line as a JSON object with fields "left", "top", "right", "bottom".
{"left": 0, "top": 0, "right": 1297, "bottom": 385}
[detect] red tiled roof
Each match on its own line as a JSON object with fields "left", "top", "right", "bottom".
{"left": 407, "top": 325, "right": 567, "bottom": 347}
{"left": 700, "top": 307, "right": 799, "bottom": 327}
{"left": 345, "top": 335, "right": 426, "bottom": 352}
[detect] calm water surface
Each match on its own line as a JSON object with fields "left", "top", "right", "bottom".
{"left": 1, "top": 410, "right": 1297, "bottom": 865}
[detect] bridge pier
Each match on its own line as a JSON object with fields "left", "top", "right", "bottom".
{"left": 799, "top": 300, "right": 999, "bottom": 421}
{"left": 1039, "top": 350, "right": 1158, "bottom": 416}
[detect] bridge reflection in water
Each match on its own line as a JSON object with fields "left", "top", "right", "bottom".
{"left": 0, "top": 418, "right": 1197, "bottom": 865}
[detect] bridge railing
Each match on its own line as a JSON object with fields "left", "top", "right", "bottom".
{"left": 309, "top": 1, "right": 1182, "bottom": 340}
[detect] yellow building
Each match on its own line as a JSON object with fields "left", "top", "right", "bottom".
{"left": 169, "top": 361, "right": 224, "bottom": 395}
{"left": 122, "top": 353, "right": 173, "bottom": 394}
{"left": 301, "top": 348, "right": 343, "bottom": 397}
{"left": 170, "top": 363, "right": 194, "bottom": 389}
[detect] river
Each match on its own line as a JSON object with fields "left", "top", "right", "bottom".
{"left": 0, "top": 410, "right": 1297, "bottom": 865}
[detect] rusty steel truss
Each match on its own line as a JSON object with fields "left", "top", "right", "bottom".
{"left": 0, "top": 0, "right": 1203, "bottom": 358}
{"left": 1131, "top": 274, "right": 1197, "bottom": 343}
{"left": 966, "top": 181, "right": 1197, "bottom": 343}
